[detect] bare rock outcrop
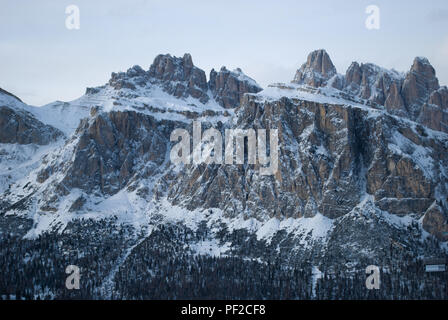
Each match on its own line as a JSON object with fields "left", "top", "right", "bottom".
{"left": 418, "top": 87, "right": 448, "bottom": 133}
{"left": 292, "top": 49, "right": 337, "bottom": 87}
{"left": 209, "top": 67, "right": 262, "bottom": 108}
{"left": 294, "top": 50, "right": 447, "bottom": 135}
{"left": 402, "top": 57, "right": 440, "bottom": 119}
{"left": 108, "top": 65, "right": 148, "bottom": 90}
{"left": 0, "top": 106, "right": 63, "bottom": 145}
{"left": 148, "top": 53, "right": 209, "bottom": 103}
{"left": 37, "top": 111, "right": 182, "bottom": 199}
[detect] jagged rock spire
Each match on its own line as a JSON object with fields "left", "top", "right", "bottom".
{"left": 292, "top": 49, "right": 337, "bottom": 87}
{"left": 401, "top": 57, "right": 440, "bottom": 119}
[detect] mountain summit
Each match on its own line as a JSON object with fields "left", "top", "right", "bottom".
{"left": 292, "top": 49, "right": 337, "bottom": 87}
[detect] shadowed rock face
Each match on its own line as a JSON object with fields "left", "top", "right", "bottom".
{"left": 0, "top": 106, "right": 62, "bottom": 145}
{"left": 345, "top": 62, "right": 362, "bottom": 88}
{"left": 292, "top": 49, "right": 337, "bottom": 87}
{"left": 209, "top": 67, "right": 262, "bottom": 109}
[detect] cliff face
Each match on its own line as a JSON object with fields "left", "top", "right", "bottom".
{"left": 168, "top": 91, "right": 448, "bottom": 233}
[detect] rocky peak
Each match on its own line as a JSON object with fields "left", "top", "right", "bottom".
{"left": 108, "top": 65, "right": 148, "bottom": 90}
{"left": 182, "top": 53, "right": 194, "bottom": 75}
{"left": 148, "top": 53, "right": 209, "bottom": 103}
{"left": 337, "top": 56, "right": 446, "bottom": 132}
{"left": 148, "top": 53, "right": 207, "bottom": 88}
{"left": 209, "top": 66, "right": 262, "bottom": 108}
{"left": 0, "top": 88, "right": 63, "bottom": 145}
{"left": 343, "top": 62, "right": 403, "bottom": 108}
{"left": 0, "top": 107, "right": 62, "bottom": 145}
{"left": 125, "top": 65, "right": 146, "bottom": 77}
{"left": 90, "top": 54, "right": 263, "bottom": 109}
{"left": 292, "top": 49, "right": 337, "bottom": 87}
{"left": 345, "top": 62, "right": 362, "bottom": 87}
{"left": 411, "top": 57, "right": 438, "bottom": 77}
{"left": 402, "top": 57, "right": 440, "bottom": 119}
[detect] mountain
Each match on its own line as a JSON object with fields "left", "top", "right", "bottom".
{"left": 296, "top": 50, "right": 448, "bottom": 134}
{"left": 0, "top": 51, "right": 447, "bottom": 300}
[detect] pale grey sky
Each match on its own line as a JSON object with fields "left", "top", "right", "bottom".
{"left": 1, "top": 0, "right": 448, "bottom": 106}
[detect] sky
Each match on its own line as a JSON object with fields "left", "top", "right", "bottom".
{"left": 1, "top": 0, "right": 448, "bottom": 106}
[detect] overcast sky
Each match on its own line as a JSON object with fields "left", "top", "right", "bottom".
{"left": 1, "top": 0, "right": 448, "bottom": 106}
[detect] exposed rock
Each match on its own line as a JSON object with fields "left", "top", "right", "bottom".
{"left": 422, "top": 202, "right": 448, "bottom": 241}
{"left": 345, "top": 62, "right": 362, "bottom": 88}
{"left": 343, "top": 62, "right": 401, "bottom": 107}
{"left": 168, "top": 89, "right": 448, "bottom": 221}
{"left": 109, "top": 65, "right": 148, "bottom": 90}
{"left": 291, "top": 51, "right": 447, "bottom": 134}
{"left": 36, "top": 110, "right": 185, "bottom": 200}
{"left": 2, "top": 51, "right": 448, "bottom": 300}
{"left": 384, "top": 81, "right": 406, "bottom": 116}
{"left": 148, "top": 53, "right": 209, "bottom": 103}
{"left": 292, "top": 49, "right": 337, "bottom": 87}
{"left": 376, "top": 198, "right": 433, "bottom": 217}
{"left": 418, "top": 87, "right": 448, "bottom": 133}
{"left": 0, "top": 106, "right": 63, "bottom": 145}
{"left": 209, "top": 67, "right": 262, "bottom": 108}
{"left": 428, "top": 86, "right": 448, "bottom": 108}
{"left": 402, "top": 57, "right": 439, "bottom": 119}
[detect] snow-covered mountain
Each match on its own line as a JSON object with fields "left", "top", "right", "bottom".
{"left": 0, "top": 51, "right": 447, "bottom": 299}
